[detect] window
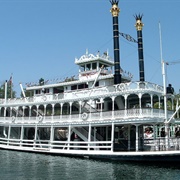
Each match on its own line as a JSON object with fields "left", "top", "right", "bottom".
{"left": 71, "top": 85, "right": 77, "bottom": 90}
{"left": 92, "top": 63, "right": 97, "bottom": 70}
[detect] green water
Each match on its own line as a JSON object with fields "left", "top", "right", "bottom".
{"left": 1, "top": 150, "right": 180, "bottom": 180}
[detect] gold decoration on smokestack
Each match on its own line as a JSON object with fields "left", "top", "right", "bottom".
{"left": 110, "top": 0, "right": 120, "bottom": 17}
{"left": 135, "top": 14, "right": 144, "bottom": 31}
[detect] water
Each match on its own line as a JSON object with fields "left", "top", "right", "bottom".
{"left": 1, "top": 150, "right": 180, "bottom": 180}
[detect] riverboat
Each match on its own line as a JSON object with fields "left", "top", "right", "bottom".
{"left": 0, "top": 1, "right": 180, "bottom": 161}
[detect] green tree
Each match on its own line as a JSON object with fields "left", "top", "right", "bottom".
{"left": 0, "top": 81, "right": 16, "bottom": 99}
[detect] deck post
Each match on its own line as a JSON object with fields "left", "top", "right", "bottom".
{"left": 135, "top": 125, "right": 139, "bottom": 151}
{"left": 7, "top": 125, "right": 11, "bottom": 146}
{"left": 112, "top": 96, "right": 115, "bottom": 119}
{"left": 111, "top": 122, "right": 114, "bottom": 152}
{"left": 128, "top": 125, "right": 131, "bottom": 150}
{"left": 50, "top": 125, "right": 54, "bottom": 149}
{"left": 34, "top": 125, "right": 38, "bottom": 148}
{"left": 60, "top": 103, "right": 63, "bottom": 120}
{"left": 69, "top": 102, "right": 72, "bottom": 121}
{"left": 67, "top": 124, "right": 71, "bottom": 150}
{"left": 88, "top": 124, "right": 92, "bottom": 151}
{"left": 20, "top": 125, "right": 24, "bottom": 147}
{"left": 165, "top": 123, "right": 170, "bottom": 150}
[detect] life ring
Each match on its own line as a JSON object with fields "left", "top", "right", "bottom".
{"left": 82, "top": 112, "right": 88, "bottom": 120}
{"left": 54, "top": 94, "right": 58, "bottom": 100}
{"left": 118, "top": 84, "right": 125, "bottom": 91}
{"left": 42, "top": 96, "right": 47, "bottom": 101}
{"left": 12, "top": 116, "right": 15, "bottom": 122}
{"left": 38, "top": 115, "right": 43, "bottom": 122}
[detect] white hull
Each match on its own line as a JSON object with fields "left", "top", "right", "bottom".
{"left": 1, "top": 144, "right": 180, "bottom": 162}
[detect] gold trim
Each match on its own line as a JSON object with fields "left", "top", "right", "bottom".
{"left": 110, "top": 4, "right": 120, "bottom": 17}
{"left": 135, "top": 19, "right": 144, "bottom": 31}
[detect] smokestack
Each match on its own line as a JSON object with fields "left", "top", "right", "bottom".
{"left": 110, "top": 0, "right": 121, "bottom": 84}
{"left": 135, "top": 14, "right": 145, "bottom": 82}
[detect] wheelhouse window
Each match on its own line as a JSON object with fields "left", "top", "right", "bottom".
{"left": 78, "top": 83, "right": 88, "bottom": 89}
{"left": 95, "top": 81, "right": 99, "bottom": 87}
{"left": 43, "top": 88, "right": 49, "bottom": 94}
{"left": 71, "top": 85, "right": 77, "bottom": 90}
{"left": 86, "top": 64, "right": 91, "bottom": 71}
{"left": 35, "top": 90, "right": 41, "bottom": 94}
{"left": 53, "top": 87, "right": 64, "bottom": 94}
{"left": 92, "top": 62, "right": 97, "bottom": 70}
{"left": 80, "top": 65, "right": 85, "bottom": 72}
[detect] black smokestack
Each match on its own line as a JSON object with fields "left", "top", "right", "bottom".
{"left": 110, "top": 0, "right": 121, "bottom": 84}
{"left": 135, "top": 14, "right": 145, "bottom": 82}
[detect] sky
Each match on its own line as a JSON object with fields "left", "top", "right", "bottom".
{"left": 0, "top": 0, "right": 179, "bottom": 97}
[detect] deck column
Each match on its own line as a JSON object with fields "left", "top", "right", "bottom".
{"left": 7, "top": 125, "right": 11, "bottom": 146}
{"left": 60, "top": 103, "right": 63, "bottom": 120}
{"left": 20, "top": 125, "right": 24, "bottom": 147}
{"left": 88, "top": 124, "right": 92, "bottom": 151}
{"left": 135, "top": 125, "right": 139, "bottom": 151}
{"left": 111, "top": 122, "right": 114, "bottom": 152}
{"left": 79, "top": 101, "right": 82, "bottom": 120}
{"left": 29, "top": 106, "right": 32, "bottom": 120}
{"left": 10, "top": 107, "right": 12, "bottom": 117}
{"left": 44, "top": 105, "right": 47, "bottom": 120}
{"left": 124, "top": 94, "right": 128, "bottom": 117}
{"left": 69, "top": 102, "right": 72, "bottom": 118}
{"left": 165, "top": 123, "right": 170, "bottom": 150}
{"left": 50, "top": 125, "right": 54, "bottom": 149}
{"left": 52, "top": 104, "right": 55, "bottom": 121}
{"left": 34, "top": 125, "right": 38, "bottom": 148}
{"left": 100, "top": 98, "right": 103, "bottom": 120}
{"left": 111, "top": 96, "right": 115, "bottom": 119}
{"left": 67, "top": 125, "right": 71, "bottom": 150}
{"left": 128, "top": 125, "right": 131, "bottom": 150}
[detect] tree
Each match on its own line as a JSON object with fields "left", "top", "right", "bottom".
{"left": 0, "top": 81, "right": 16, "bottom": 99}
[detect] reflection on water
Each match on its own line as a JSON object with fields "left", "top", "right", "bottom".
{"left": 1, "top": 150, "right": 180, "bottom": 180}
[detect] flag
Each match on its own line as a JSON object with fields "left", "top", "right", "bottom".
{"left": 8, "top": 74, "right": 13, "bottom": 85}
{"left": 119, "top": 32, "right": 138, "bottom": 43}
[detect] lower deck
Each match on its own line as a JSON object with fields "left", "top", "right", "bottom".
{"left": 0, "top": 122, "right": 180, "bottom": 156}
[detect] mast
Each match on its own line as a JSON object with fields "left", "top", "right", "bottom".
{"left": 135, "top": 14, "right": 145, "bottom": 81}
{"left": 159, "top": 22, "right": 169, "bottom": 150}
{"left": 110, "top": 0, "right": 121, "bottom": 84}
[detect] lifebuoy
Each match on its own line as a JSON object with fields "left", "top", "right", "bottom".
{"left": 12, "top": 116, "right": 15, "bottom": 122}
{"left": 42, "top": 96, "right": 47, "bottom": 101}
{"left": 118, "top": 84, "right": 125, "bottom": 91}
{"left": 82, "top": 112, "right": 88, "bottom": 120}
{"left": 38, "top": 115, "right": 43, "bottom": 122}
{"left": 54, "top": 94, "right": 58, "bottom": 100}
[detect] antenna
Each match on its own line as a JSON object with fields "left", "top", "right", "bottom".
{"left": 159, "top": 22, "right": 169, "bottom": 149}
{"left": 159, "top": 22, "right": 168, "bottom": 122}
{"left": 159, "top": 22, "right": 163, "bottom": 64}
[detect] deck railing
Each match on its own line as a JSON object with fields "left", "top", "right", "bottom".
{"left": 0, "top": 81, "right": 164, "bottom": 105}
{"left": 0, "top": 137, "right": 180, "bottom": 152}
{"left": 0, "top": 108, "right": 173, "bottom": 124}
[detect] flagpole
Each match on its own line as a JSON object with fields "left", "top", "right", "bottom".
{"left": 159, "top": 22, "right": 169, "bottom": 149}
{"left": 11, "top": 75, "right": 13, "bottom": 99}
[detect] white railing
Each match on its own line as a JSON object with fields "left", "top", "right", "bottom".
{"left": 0, "top": 81, "right": 164, "bottom": 105}
{"left": 0, "top": 108, "right": 173, "bottom": 124}
{"left": 0, "top": 137, "right": 112, "bottom": 151}
{"left": 1, "top": 136, "right": 180, "bottom": 152}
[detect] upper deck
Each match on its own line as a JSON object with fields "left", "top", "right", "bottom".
{"left": 0, "top": 81, "right": 164, "bottom": 106}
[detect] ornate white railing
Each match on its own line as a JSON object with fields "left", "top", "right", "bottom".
{"left": 0, "top": 108, "right": 173, "bottom": 124}
{"left": 0, "top": 81, "right": 164, "bottom": 105}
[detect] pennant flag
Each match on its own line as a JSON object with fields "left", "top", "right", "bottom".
{"left": 8, "top": 74, "right": 13, "bottom": 85}
{"left": 119, "top": 32, "right": 138, "bottom": 43}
